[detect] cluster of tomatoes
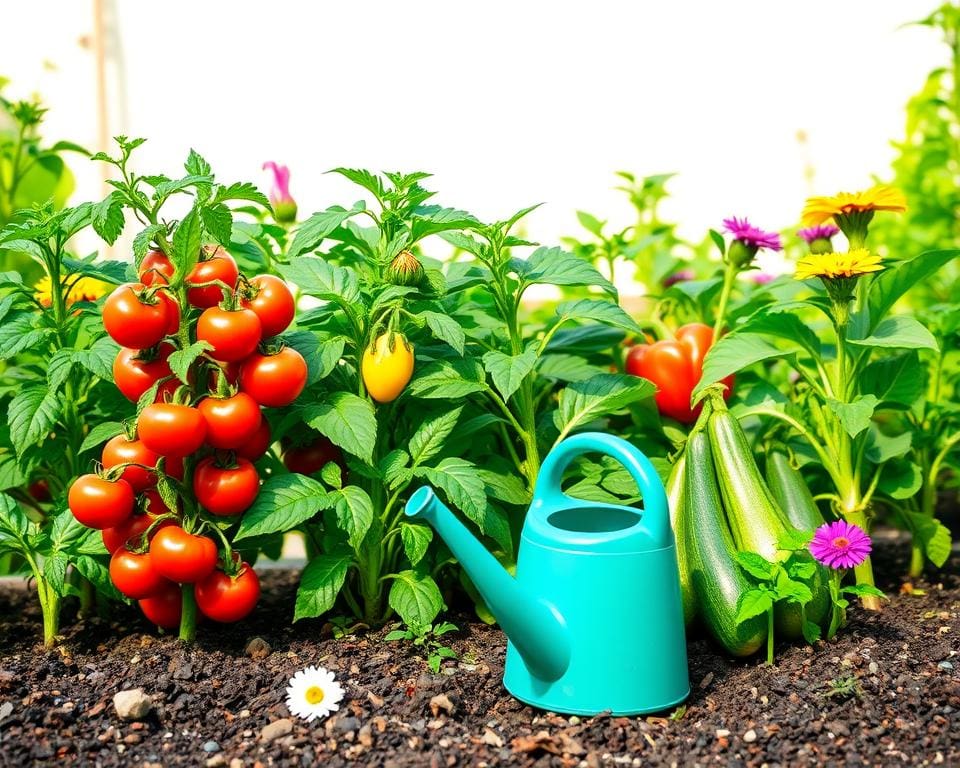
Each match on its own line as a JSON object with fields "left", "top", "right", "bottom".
{"left": 69, "top": 246, "right": 308, "bottom": 630}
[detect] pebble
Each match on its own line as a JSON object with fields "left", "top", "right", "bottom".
{"left": 244, "top": 637, "right": 272, "bottom": 659}
{"left": 205, "top": 756, "right": 227, "bottom": 768}
{"left": 113, "top": 689, "right": 153, "bottom": 720}
{"left": 938, "top": 661, "right": 954, "bottom": 671}
{"left": 333, "top": 715, "right": 361, "bottom": 733}
{"left": 743, "top": 729, "right": 757, "bottom": 743}
{"left": 482, "top": 728, "right": 504, "bottom": 747}
{"left": 261, "top": 718, "right": 294, "bottom": 742}
{"left": 203, "top": 740, "right": 221, "bottom": 753}
{"left": 869, "top": 662, "right": 879, "bottom": 674}
{"left": 569, "top": 716, "right": 580, "bottom": 725}
{"left": 0, "top": 702, "right": 13, "bottom": 720}
{"left": 229, "top": 760, "right": 244, "bottom": 768}
{"left": 715, "top": 729, "right": 730, "bottom": 738}
{"left": 429, "top": 693, "right": 456, "bottom": 716}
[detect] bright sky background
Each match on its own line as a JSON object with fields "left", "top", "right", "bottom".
{"left": 0, "top": 1, "right": 947, "bottom": 285}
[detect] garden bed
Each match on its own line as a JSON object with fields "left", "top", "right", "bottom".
{"left": 0, "top": 531, "right": 957, "bottom": 768}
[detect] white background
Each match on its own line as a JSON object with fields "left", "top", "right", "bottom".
{"left": 0, "top": 1, "right": 945, "bottom": 279}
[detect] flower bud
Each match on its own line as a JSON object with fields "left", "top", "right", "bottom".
{"left": 388, "top": 250, "right": 424, "bottom": 286}
{"left": 263, "top": 161, "right": 297, "bottom": 224}
{"left": 727, "top": 239, "right": 758, "bottom": 269}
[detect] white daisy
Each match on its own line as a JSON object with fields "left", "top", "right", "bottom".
{"left": 285, "top": 665, "right": 344, "bottom": 722}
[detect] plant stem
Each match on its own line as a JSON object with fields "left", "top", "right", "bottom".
{"left": 179, "top": 585, "right": 198, "bottom": 642}
{"left": 845, "top": 507, "right": 881, "bottom": 611}
{"left": 766, "top": 608, "right": 774, "bottom": 666}
{"left": 712, "top": 260, "right": 738, "bottom": 341}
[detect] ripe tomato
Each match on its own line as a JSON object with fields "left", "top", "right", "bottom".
{"left": 101, "top": 506, "right": 171, "bottom": 554}
{"left": 28, "top": 479, "right": 51, "bottom": 502}
{"left": 239, "top": 347, "right": 307, "bottom": 407}
{"left": 110, "top": 548, "right": 168, "bottom": 599}
{"left": 195, "top": 564, "right": 260, "bottom": 622}
{"left": 113, "top": 344, "right": 175, "bottom": 402}
{"left": 159, "top": 291, "right": 181, "bottom": 336}
{"left": 139, "top": 250, "right": 175, "bottom": 286}
{"left": 68, "top": 475, "right": 134, "bottom": 530}
{"left": 282, "top": 435, "right": 345, "bottom": 476}
{"left": 198, "top": 393, "right": 262, "bottom": 450}
{"left": 139, "top": 580, "right": 182, "bottom": 629}
{"left": 196, "top": 307, "right": 262, "bottom": 362}
{"left": 361, "top": 332, "right": 414, "bottom": 403}
{"left": 187, "top": 247, "right": 239, "bottom": 308}
{"left": 149, "top": 527, "right": 218, "bottom": 583}
{"left": 236, "top": 418, "right": 272, "bottom": 462}
{"left": 137, "top": 403, "right": 207, "bottom": 457}
{"left": 103, "top": 283, "right": 172, "bottom": 349}
{"left": 101, "top": 434, "right": 160, "bottom": 492}
{"left": 241, "top": 275, "right": 295, "bottom": 338}
{"left": 193, "top": 457, "right": 259, "bottom": 517}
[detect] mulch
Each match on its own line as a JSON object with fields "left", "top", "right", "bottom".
{"left": 0, "top": 531, "right": 957, "bottom": 767}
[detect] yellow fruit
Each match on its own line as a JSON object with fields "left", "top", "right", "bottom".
{"left": 361, "top": 332, "right": 414, "bottom": 403}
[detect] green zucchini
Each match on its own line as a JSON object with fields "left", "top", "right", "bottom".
{"left": 766, "top": 449, "right": 825, "bottom": 532}
{"left": 682, "top": 429, "right": 766, "bottom": 656}
{"left": 706, "top": 403, "right": 830, "bottom": 639}
{"left": 666, "top": 454, "right": 696, "bottom": 627}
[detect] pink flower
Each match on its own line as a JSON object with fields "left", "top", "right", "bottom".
{"left": 722, "top": 217, "right": 783, "bottom": 252}
{"left": 263, "top": 161, "right": 297, "bottom": 223}
{"left": 797, "top": 224, "right": 840, "bottom": 244}
{"left": 809, "top": 521, "right": 872, "bottom": 569}
{"left": 750, "top": 272, "right": 776, "bottom": 285}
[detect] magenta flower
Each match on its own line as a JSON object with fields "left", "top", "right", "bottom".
{"left": 263, "top": 161, "right": 297, "bottom": 223}
{"left": 797, "top": 224, "right": 840, "bottom": 244}
{"left": 750, "top": 272, "right": 776, "bottom": 286}
{"left": 722, "top": 217, "right": 783, "bottom": 252}
{"left": 809, "top": 521, "right": 872, "bottom": 569}
{"left": 662, "top": 269, "right": 695, "bottom": 288}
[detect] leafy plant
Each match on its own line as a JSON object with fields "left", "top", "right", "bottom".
{"left": 385, "top": 620, "right": 458, "bottom": 673}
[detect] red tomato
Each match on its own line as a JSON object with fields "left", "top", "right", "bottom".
{"left": 196, "top": 307, "right": 262, "bottom": 362}
{"left": 101, "top": 435, "right": 160, "bottom": 493}
{"left": 624, "top": 322, "right": 734, "bottom": 424}
{"left": 193, "top": 457, "right": 259, "bottom": 517}
{"left": 103, "top": 283, "right": 172, "bottom": 349}
{"left": 113, "top": 344, "right": 174, "bottom": 402}
{"left": 197, "top": 393, "right": 262, "bottom": 450}
{"left": 159, "top": 291, "right": 181, "bottom": 336}
{"left": 195, "top": 564, "right": 260, "bottom": 622}
{"left": 187, "top": 248, "right": 239, "bottom": 308}
{"left": 109, "top": 548, "right": 168, "bottom": 599}
{"left": 236, "top": 419, "right": 272, "bottom": 462}
{"left": 139, "top": 250, "right": 175, "bottom": 286}
{"left": 149, "top": 527, "right": 218, "bottom": 583}
{"left": 101, "top": 507, "right": 171, "bottom": 554}
{"left": 164, "top": 455, "right": 185, "bottom": 481}
{"left": 137, "top": 403, "right": 207, "bottom": 457}
{"left": 241, "top": 275, "right": 295, "bottom": 338}
{"left": 139, "top": 580, "right": 182, "bottom": 629}
{"left": 282, "top": 435, "right": 345, "bottom": 476}
{"left": 240, "top": 348, "right": 307, "bottom": 407}
{"left": 28, "top": 479, "right": 51, "bottom": 502}
{"left": 68, "top": 475, "right": 134, "bottom": 530}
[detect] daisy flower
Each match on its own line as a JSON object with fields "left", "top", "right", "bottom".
{"left": 35, "top": 275, "right": 110, "bottom": 308}
{"left": 794, "top": 248, "right": 883, "bottom": 281}
{"left": 809, "top": 521, "right": 872, "bottom": 570}
{"left": 285, "top": 665, "right": 344, "bottom": 722}
{"left": 801, "top": 185, "right": 906, "bottom": 228}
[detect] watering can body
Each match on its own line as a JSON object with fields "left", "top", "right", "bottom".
{"left": 405, "top": 432, "right": 689, "bottom": 716}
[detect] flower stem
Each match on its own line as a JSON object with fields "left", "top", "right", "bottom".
{"left": 712, "top": 260, "right": 738, "bottom": 341}
{"left": 845, "top": 508, "right": 881, "bottom": 611}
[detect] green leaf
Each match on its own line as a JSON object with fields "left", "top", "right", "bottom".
{"left": 841, "top": 583, "right": 887, "bottom": 599}
{"left": 185, "top": 148, "right": 211, "bottom": 176}
{"left": 73, "top": 337, "right": 121, "bottom": 381}
{"left": 735, "top": 589, "right": 774, "bottom": 623}
{"left": 408, "top": 359, "right": 486, "bottom": 399}
{"left": 847, "top": 316, "right": 938, "bottom": 352}
{"left": 735, "top": 551, "right": 777, "bottom": 581}
{"left": 774, "top": 571, "right": 813, "bottom": 604}
{"left": 328, "top": 168, "right": 384, "bottom": 199}
{"left": 8, "top": 387, "right": 60, "bottom": 456}
{"left": 877, "top": 459, "right": 922, "bottom": 500}
{"left": 400, "top": 523, "right": 433, "bottom": 566}
{"left": 410, "top": 207, "right": 479, "bottom": 241}
{"left": 868, "top": 249, "right": 960, "bottom": 327}
{"left": 79, "top": 421, "right": 123, "bottom": 454}
{"left": 47, "top": 349, "right": 75, "bottom": 391}
{"left": 288, "top": 203, "right": 366, "bottom": 259}
{"left": 0, "top": 453, "right": 28, "bottom": 492}
{"left": 73, "top": 553, "right": 122, "bottom": 600}
{"left": 334, "top": 486, "right": 374, "bottom": 550}
{"left": 214, "top": 181, "right": 270, "bottom": 207}
{"left": 132, "top": 224, "right": 166, "bottom": 263}
{"left": 422, "top": 311, "right": 465, "bottom": 355}
{"left": 554, "top": 298, "right": 643, "bottom": 334}
{"left": 776, "top": 529, "right": 814, "bottom": 551}
{"left": 380, "top": 449, "right": 411, "bottom": 489}
{"left": 304, "top": 393, "right": 377, "bottom": 464}
{"left": 0, "top": 492, "right": 31, "bottom": 544}
{"left": 43, "top": 553, "right": 69, "bottom": 596}
{"left": 279, "top": 257, "right": 360, "bottom": 304}
{"left": 62, "top": 256, "right": 129, "bottom": 285}
{"left": 152, "top": 174, "right": 214, "bottom": 199}
{"left": 320, "top": 462, "right": 342, "bottom": 489}
{"left": 294, "top": 553, "right": 352, "bottom": 621}
{"left": 171, "top": 205, "right": 202, "bottom": 279}
{"left": 860, "top": 351, "right": 924, "bottom": 408}
{"left": 554, "top": 373, "right": 654, "bottom": 439}
{"left": 866, "top": 427, "right": 913, "bottom": 463}
{"left": 517, "top": 246, "right": 615, "bottom": 295}
{"left": 416, "top": 457, "right": 487, "bottom": 526}
{"left": 802, "top": 619, "right": 822, "bottom": 644}
{"left": 235, "top": 474, "right": 334, "bottom": 540}
{"left": 201, "top": 203, "right": 233, "bottom": 245}
{"left": 283, "top": 330, "right": 341, "bottom": 384}
{"left": 388, "top": 570, "right": 443, "bottom": 627}
{"left": 902, "top": 509, "right": 951, "bottom": 567}
{"left": 482, "top": 349, "right": 538, "bottom": 403}
{"left": 576, "top": 210, "right": 605, "bottom": 237}
{"left": 825, "top": 395, "right": 879, "bottom": 438}
{"left": 409, "top": 407, "right": 462, "bottom": 466}
{"left": 91, "top": 192, "right": 125, "bottom": 245}
{"left": 536, "top": 353, "right": 600, "bottom": 383}
{"left": 168, "top": 341, "right": 212, "bottom": 384}
{"left": 0, "top": 315, "right": 52, "bottom": 357}
{"left": 479, "top": 469, "right": 531, "bottom": 505}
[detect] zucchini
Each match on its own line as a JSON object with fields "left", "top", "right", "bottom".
{"left": 682, "top": 429, "right": 766, "bottom": 656}
{"left": 666, "top": 454, "right": 696, "bottom": 627}
{"left": 766, "top": 449, "right": 825, "bottom": 532}
{"left": 706, "top": 403, "right": 830, "bottom": 639}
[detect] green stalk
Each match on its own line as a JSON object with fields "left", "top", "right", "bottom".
{"left": 712, "top": 260, "right": 739, "bottom": 341}
{"left": 178, "top": 584, "right": 198, "bottom": 642}
{"left": 766, "top": 608, "right": 774, "bottom": 666}
{"left": 40, "top": 582, "right": 61, "bottom": 648}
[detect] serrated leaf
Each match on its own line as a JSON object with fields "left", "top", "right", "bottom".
{"left": 478, "top": 469, "right": 531, "bottom": 505}
{"left": 79, "top": 421, "right": 123, "bottom": 454}
{"left": 736, "top": 589, "right": 774, "bottom": 623}
{"left": 408, "top": 359, "right": 486, "bottom": 400}
{"left": 388, "top": 570, "right": 443, "bottom": 627}
{"left": 168, "top": 341, "right": 212, "bottom": 384}
{"left": 62, "top": 256, "right": 129, "bottom": 285}
{"left": 294, "top": 553, "right": 351, "bottom": 621}
{"left": 802, "top": 619, "right": 822, "bottom": 644}
{"left": 43, "top": 553, "right": 69, "bottom": 596}
{"left": 536, "top": 353, "right": 600, "bottom": 383}
{"left": 73, "top": 554, "right": 123, "bottom": 600}
{"left": 215, "top": 181, "right": 270, "bottom": 207}
{"left": 400, "top": 523, "right": 433, "bottom": 566}
{"left": 380, "top": 449, "right": 411, "bottom": 489}
{"left": 735, "top": 551, "right": 777, "bottom": 581}
{"left": 416, "top": 457, "right": 486, "bottom": 526}
{"left": 0, "top": 315, "right": 52, "bottom": 357}
{"left": 554, "top": 299, "right": 643, "bottom": 334}
{"left": 283, "top": 331, "right": 342, "bottom": 384}
{"left": 410, "top": 206, "right": 479, "bottom": 241}
{"left": 409, "top": 408, "right": 462, "bottom": 466}
{"left": 776, "top": 528, "right": 814, "bottom": 551}
{"left": 825, "top": 395, "right": 879, "bottom": 438}
{"left": 841, "top": 583, "right": 887, "bottom": 599}
{"left": 132, "top": 224, "right": 166, "bottom": 262}
{"left": 73, "top": 337, "right": 120, "bottom": 381}
{"left": 279, "top": 257, "right": 361, "bottom": 304}
{"left": 422, "top": 311, "right": 465, "bottom": 355}
{"left": 185, "top": 148, "right": 212, "bottom": 176}
{"left": 0, "top": 453, "right": 28, "bottom": 492}
{"left": 903, "top": 509, "right": 951, "bottom": 567}
{"left": 8, "top": 387, "right": 60, "bottom": 456}
{"left": 554, "top": 373, "right": 654, "bottom": 439}
{"left": 235, "top": 474, "right": 334, "bottom": 540}
{"left": 47, "top": 349, "right": 75, "bottom": 391}
{"left": 329, "top": 168, "right": 384, "bottom": 198}
{"left": 91, "top": 192, "right": 125, "bottom": 245}
{"left": 334, "top": 486, "right": 374, "bottom": 550}
{"left": 152, "top": 174, "right": 214, "bottom": 199}
{"left": 482, "top": 349, "right": 538, "bottom": 403}
{"left": 320, "top": 462, "right": 343, "bottom": 489}
{"left": 304, "top": 393, "right": 377, "bottom": 464}
{"left": 288, "top": 203, "right": 366, "bottom": 259}
{"left": 171, "top": 206, "right": 202, "bottom": 279}
{"left": 517, "top": 246, "right": 615, "bottom": 295}
{"left": 201, "top": 203, "right": 233, "bottom": 245}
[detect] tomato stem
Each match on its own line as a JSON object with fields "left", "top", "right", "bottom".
{"left": 178, "top": 584, "right": 198, "bottom": 643}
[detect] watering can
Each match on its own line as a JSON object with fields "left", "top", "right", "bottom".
{"left": 405, "top": 432, "right": 689, "bottom": 716}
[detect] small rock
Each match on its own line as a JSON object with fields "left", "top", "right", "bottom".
{"left": 743, "top": 729, "right": 757, "bottom": 743}
{"left": 569, "top": 716, "right": 580, "bottom": 725}
{"left": 113, "top": 689, "right": 152, "bottom": 720}
{"left": 333, "top": 715, "right": 361, "bottom": 733}
{"left": 244, "top": 637, "right": 272, "bottom": 659}
{"left": 699, "top": 672, "right": 715, "bottom": 689}
{"left": 229, "top": 760, "right": 244, "bottom": 768}
{"left": 869, "top": 662, "right": 879, "bottom": 674}
{"left": 482, "top": 728, "right": 504, "bottom": 747}
{"left": 358, "top": 725, "right": 373, "bottom": 747}
{"left": 715, "top": 729, "right": 730, "bottom": 738}
{"left": 202, "top": 740, "right": 221, "bottom": 753}
{"left": 261, "top": 718, "right": 294, "bottom": 742}
{"left": 429, "top": 693, "right": 456, "bottom": 716}
{"left": 205, "top": 756, "right": 227, "bottom": 768}
{"left": 0, "top": 701, "right": 13, "bottom": 720}
{"left": 123, "top": 734, "right": 141, "bottom": 744}
{"left": 367, "top": 691, "right": 385, "bottom": 709}
{"left": 938, "top": 661, "right": 954, "bottom": 671}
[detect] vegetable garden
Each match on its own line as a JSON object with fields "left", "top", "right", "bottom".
{"left": 1, "top": 6, "right": 959, "bottom": 766}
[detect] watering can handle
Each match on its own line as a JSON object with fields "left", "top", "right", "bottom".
{"left": 532, "top": 432, "right": 670, "bottom": 547}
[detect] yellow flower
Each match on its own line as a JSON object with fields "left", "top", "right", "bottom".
{"left": 800, "top": 185, "right": 906, "bottom": 227}
{"left": 795, "top": 248, "right": 884, "bottom": 281}
{"left": 35, "top": 275, "right": 111, "bottom": 308}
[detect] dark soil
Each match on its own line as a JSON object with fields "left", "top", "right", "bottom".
{"left": 1, "top": 531, "right": 958, "bottom": 767}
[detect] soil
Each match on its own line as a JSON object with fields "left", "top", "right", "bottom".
{"left": 0, "top": 530, "right": 957, "bottom": 768}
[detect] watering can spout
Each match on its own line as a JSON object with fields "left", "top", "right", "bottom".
{"left": 405, "top": 487, "right": 570, "bottom": 682}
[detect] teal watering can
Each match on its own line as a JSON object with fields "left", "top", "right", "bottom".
{"left": 405, "top": 432, "right": 689, "bottom": 716}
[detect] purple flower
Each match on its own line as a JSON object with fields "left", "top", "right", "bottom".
{"left": 263, "top": 161, "right": 297, "bottom": 223}
{"left": 662, "top": 269, "right": 695, "bottom": 288}
{"left": 809, "top": 521, "right": 872, "bottom": 569}
{"left": 722, "top": 217, "right": 783, "bottom": 252}
{"left": 797, "top": 224, "right": 840, "bottom": 244}
{"left": 750, "top": 272, "right": 776, "bottom": 285}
